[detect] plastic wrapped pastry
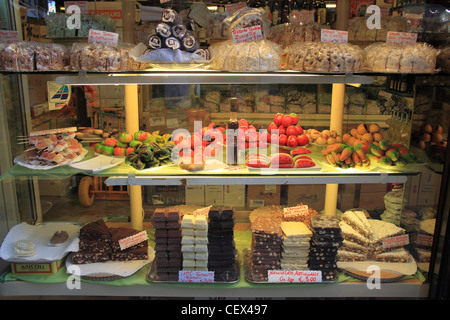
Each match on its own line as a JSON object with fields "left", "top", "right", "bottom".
{"left": 209, "top": 39, "right": 281, "bottom": 72}
{"left": 35, "top": 43, "right": 70, "bottom": 71}
{"left": 223, "top": 7, "right": 270, "bottom": 40}
{"left": 363, "top": 42, "right": 438, "bottom": 73}
{"left": 284, "top": 42, "right": 363, "bottom": 73}
{"left": 268, "top": 23, "right": 322, "bottom": 46}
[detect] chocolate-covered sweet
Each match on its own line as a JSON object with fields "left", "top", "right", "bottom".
{"left": 156, "top": 22, "right": 172, "bottom": 38}
{"left": 50, "top": 230, "right": 69, "bottom": 244}
{"left": 148, "top": 35, "right": 162, "bottom": 50}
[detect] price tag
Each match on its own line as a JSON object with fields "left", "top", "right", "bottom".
{"left": 283, "top": 205, "right": 309, "bottom": 218}
{"left": 231, "top": 25, "right": 264, "bottom": 44}
{"left": 160, "top": 0, "right": 171, "bottom": 3}
{"left": 321, "top": 29, "right": 348, "bottom": 44}
{"left": 382, "top": 234, "right": 409, "bottom": 249}
{"left": 179, "top": 270, "right": 214, "bottom": 283}
{"left": 268, "top": 270, "right": 322, "bottom": 283}
{"left": 64, "top": 1, "right": 88, "bottom": 14}
{"left": 386, "top": 31, "right": 417, "bottom": 46}
{"left": 118, "top": 231, "right": 149, "bottom": 251}
{"left": 290, "top": 10, "right": 315, "bottom": 24}
{"left": 0, "top": 31, "right": 19, "bottom": 44}
{"left": 193, "top": 205, "right": 212, "bottom": 217}
{"left": 416, "top": 233, "right": 433, "bottom": 247}
{"left": 225, "top": 2, "right": 246, "bottom": 15}
{"left": 88, "top": 29, "right": 119, "bottom": 47}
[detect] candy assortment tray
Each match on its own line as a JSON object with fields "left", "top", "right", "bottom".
{"left": 243, "top": 248, "right": 339, "bottom": 284}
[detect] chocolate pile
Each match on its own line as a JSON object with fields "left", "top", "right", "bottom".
{"left": 153, "top": 208, "right": 182, "bottom": 281}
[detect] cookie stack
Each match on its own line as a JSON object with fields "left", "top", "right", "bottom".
{"left": 280, "top": 221, "right": 312, "bottom": 270}
{"left": 153, "top": 208, "right": 182, "bottom": 281}
{"left": 208, "top": 207, "right": 237, "bottom": 281}
{"left": 308, "top": 215, "right": 343, "bottom": 281}
{"left": 181, "top": 214, "right": 209, "bottom": 271}
{"left": 249, "top": 216, "right": 282, "bottom": 281}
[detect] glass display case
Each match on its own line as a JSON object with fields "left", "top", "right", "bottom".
{"left": 1, "top": 0, "right": 449, "bottom": 300}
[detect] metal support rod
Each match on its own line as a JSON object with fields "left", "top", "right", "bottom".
{"left": 125, "top": 84, "right": 144, "bottom": 231}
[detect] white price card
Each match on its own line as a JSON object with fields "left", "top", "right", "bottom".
{"left": 283, "top": 205, "right": 309, "bottom": 218}
{"left": 0, "top": 31, "right": 19, "bottom": 44}
{"left": 382, "top": 234, "right": 409, "bottom": 249}
{"left": 232, "top": 25, "right": 264, "bottom": 44}
{"left": 118, "top": 231, "right": 149, "bottom": 251}
{"left": 88, "top": 29, "right": 119, "bottom": 47}
{"left": 321, "top": 29, "right": 348, "bottom": 44}
{"left": 225, "top": 2, "right": 246, "bottom": 15}
{"left": 179, "top": 270, "right": 214, "bottom": 283}
{"left": 386, "top": 31, "right": 417, "bottom": 46}
{"left": 193, "top": 206, "right": 212, "bottom": 217}
{"left": 268, "top": 270, "right": 322, "bottom": 283}
{"left": 64, "top": 1, "right": 88, "bottom": 14}
{"left": 290, "top": 10, "right": 315, "bottom": 24}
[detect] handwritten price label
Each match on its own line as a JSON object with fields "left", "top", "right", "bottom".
{"left": 64, "top": 1, "right": 88, "bottom": 13}
{"left": 225, "top": 2, "right": 246, "bottom": 15}
{"left": 118, "top": 231, "right": 148, "bottom": 250}
{"left": 0, "top": 31, "right": 19, "bottom": 44}
{"left": 321, "top": 29, "right": 348, "bottom": 44}
{"left": 178, "top": 270, "right": 214, "bottom": 283}
{"left": 232, "top": 25, "right": 263, "bottom": 44}
{"left": 382, "top": 234, "right": 409, "bottom": 249}
{"left": 386, "top": 31, "right": 417, "bottom": 46}
{"left": 416, "top": 233, "right": 433, "bottom": 247}
{"left": 290, "top": 10, "right": 315, "bottom": 24}
{"left": 88, "top": 29, "right": 119, "bottom": 47}
{"left": 193, "top": 205, "right": 212, "bottom": 217}
{"left": 268, "top": 270, "right": 322, "bottom": 283}
{"left": 283, "top": 205, "right": 309, "bottom": 218}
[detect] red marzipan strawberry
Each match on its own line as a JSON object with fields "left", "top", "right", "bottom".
{"left": 282, "top": 114, "right": 292, "bottom": 127}
{"left": 297, "top": 134, "right": 309, "bottom": 146}
{"left": 286, "top": 125, "right": 298, "bottom": 137}
{"left": 290, "top": 113, "right": 298, "bottom": 125}
{"left": 279, "top": 134, "right": 287, "bottom": 146}
{"left": 273, "top": 113, "right": 284, "bottom": 126}
{"left": 268, "top": 122, "right": 278, "bottom": 133}
{"left": 287, "top": 135, "right": 298, "bottom": 148}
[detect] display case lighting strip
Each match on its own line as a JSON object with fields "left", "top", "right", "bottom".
{"left": 55, "top": 72, "right": 374, "bottom": 86}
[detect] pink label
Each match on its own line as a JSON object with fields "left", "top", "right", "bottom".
{"left": 64, "top": 1, "right": 88, "bottom": 14}
{"left": 225, "top": 2, "right": 246, "bottom": 15}
{"left": 232, "top": 25, "right": 263, "bottom": 44}
{"left": 321, "top": 29, "right": 348, "bottom": 44}
{"left": 386, "top": 31, "right": 417, "bottom": 46}
{"left": 416, "top": 233, "right": 433, "bottom": 247}
{"left": 88, "top": 29, "right": 119, "bottom": 47}
{"left": 382, "top": 234, "right": 409, "bottom": 249}
{"left": 178, "top": 270, "right": 214, "bottom": 283}
{"left": 268, "top": 270, "right": 322, "bottom": 283}
{"left": 0, "top": 31, "right": 19, "bottom": 44}
{"left": 290, "top": 10, "right": 315, "bottom": 24}
{"left": 193, "top": 206, "right": 212, "bottom": 217}
{"left": 283, "top": 205, "right": 309, "bottom": 218}
{"left": 118, "top": 231, "right": 148, "bottom": 250}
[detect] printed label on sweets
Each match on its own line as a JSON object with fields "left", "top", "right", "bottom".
{"left": 88, "top": 29, "right": 119, "bottom": 47}
{"left": 178, "top": 270, "right": 214, "bottom": 283}
{"left": 268, "top": 270, "right": 322, "bottom": 283}
{"left": 225, "top": 2, "right": 246, "bottom": 15}
{"left": 386, "top": 31, "right": 417, "bottom": 46}
{"left": 290, "top": 10, "right": 315, "bottom": 24}
{"left": 231, "top": 25, "right": 264, "bottom": 44}
{"left": 382, "top": 234, "right": 409, "bottom": 249}
{"left": 193, "top": 205, "right": 212, "bottom": 217}
{"left": 119, "top": 231, "right": 149, "bottom": 251}
{"left": 283, "top": 205, "right": 309, "bottom": 218}
{"left": 321, "top": 29, "right": 348, "bottom": 44}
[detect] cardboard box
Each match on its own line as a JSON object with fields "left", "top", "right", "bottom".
{"left": 360, "top": 183, "right": 387, "bottom": 193}
{"left": 11, "top": 257, "right": 65, "bottom": 276}
{"left": 185, "top": 186, "right": 205, "bottom": 206}
{"left": 247, "top": 185, "right": 281, "bottom": 208}
{"left": 205, "top": 185, "right": 224, "bottom": 206}
{"left": 358, "top": 192, "right": 386, "bottom": 210}
{"left": 224, "top": 185, "right": 246, "bottom": 209}
{"left": 145, "top": 186, "right": 185, "bottom": 206}
{"left": 338, "top": 193, "right": 357, "bottom": 211}
{"left": 287, "top": 185, "right": 326, "bottom": 212}
{"left": 24, "top": 24, "right": 51, "bottom": 43}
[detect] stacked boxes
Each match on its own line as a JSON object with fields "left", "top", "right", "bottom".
{"left": 249, "top": 216, "right": 282, "bottom": 281}
{"left": 181, "top": 214, "right": 209, "bottom": 271}
{"left": 308, "top": 215, "right": 342, "bottom": 281}
{"left": 208, "top": 207, "right": 237, "bottom": 281}
{"left": 280, "top": 222, "right": 312, "bottom": 270}
{"left": 153, "top": 208, "right": 182, "bottom": 281}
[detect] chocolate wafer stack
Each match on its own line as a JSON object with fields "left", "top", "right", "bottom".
{"left": 249, "top": 216, "right": 282, "bottom": 281}
{"left": 153, "top": 208, "right": 182, "bottom": 281}
{"left": 208, "top": 207, "right": 237, "bottom": 282}
{"left": 308, "top": 215, "right": 342, "bottom": 281}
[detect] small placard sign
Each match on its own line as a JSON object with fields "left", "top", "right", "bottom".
{"left": 268, "top": 270, "right": 322, "bottom": 283}
{"left": 179, "top": 270, "right": 214, "bottom": 283}
{"left": 232, "top": 25, "right": 264, "bottom": 44}
{"left": 321, "top": 29, "right": 348, "bottom": 44}
{"left": 118, "top": 231, "right": 149, "bottom": 251}
{"left": 64, "top": 1, "right": 88, "bottom": 14}
{"left": 88, "top": 29, "right": 119, "bottom": 47}
{"left": 290, "top": 10, "right": 315, "bottom": 24}
{"left": 386, "top": 31, "right": 417, "bottom": 46}
{"left": 193, "top": 206, "right": 212, "bottom": 217}
{"left": 283, "top": 205, "right": 309, "bottom": 218}
{"left": 382, "top": 234, "right": 409, "bottom": 249}
{"left": 0, "top": 31, "right": 19, "bottom": 44}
